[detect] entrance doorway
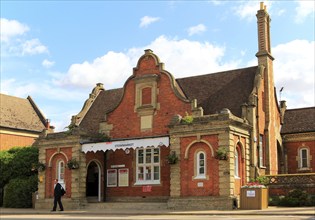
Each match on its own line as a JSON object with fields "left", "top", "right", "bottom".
{"left": 86, "top": 161, "right": 101, "bottom": 202}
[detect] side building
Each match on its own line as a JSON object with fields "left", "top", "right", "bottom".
{"left": 281, "top": 107, "right": 315, "bottom": 174}
{"left": 0, "top": 94, "right": 53, "bottom": 151}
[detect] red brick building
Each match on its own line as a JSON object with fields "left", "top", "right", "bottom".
{"left": 0, "top": 94, "right": 52, "bottom": 151}
{"left": 34, "top": 3, "right": 314, "bottom": 210}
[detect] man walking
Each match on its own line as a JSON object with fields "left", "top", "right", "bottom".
{"left": 51, "top": 179, "right": 64, "bottom": 211}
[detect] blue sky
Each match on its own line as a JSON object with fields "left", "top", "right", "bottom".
{"left": 1, "top": 1, "right": 314, "bottom": 131}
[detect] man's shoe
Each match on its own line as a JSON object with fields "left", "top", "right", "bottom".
{"left": 59, "top": 209, "right": 64, "bottom": 211}
{"left": 51, "top": 210, "right": 56, "bottom": 212}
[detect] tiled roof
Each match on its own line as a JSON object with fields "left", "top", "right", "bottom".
{"left": 0, "top": 94, "right": 46, "bottom": 132}
{"left": 79, "top": 88, "right": 124, "bottom": 133}
{"left": 177, "top": 66, "right": 257, "bottom": 117}
{"left": 281, "top": 107, "right": 315, "bottom": 134}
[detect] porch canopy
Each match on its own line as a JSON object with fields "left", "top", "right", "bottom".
{"left": 81, "top": 136, "right": 169, "bottom": 153}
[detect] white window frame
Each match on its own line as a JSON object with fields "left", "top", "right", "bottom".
{"left": 299, "top": 148, "right": 309, "bottom": 168}
{"left": 195, "top": 151, "right": 206, "bottom": 179}
{"left": 234, "top": 150, "right": 239, "bottom": 178}
{"left": 57, "top": 160, "right": 65, "bottom": 189}
{"left": 135, "top": 147, "right": 160, "bottom": 185}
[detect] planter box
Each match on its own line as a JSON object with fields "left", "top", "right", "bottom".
{"left": 240, "top": 188, "right": 268, "bottom": 209}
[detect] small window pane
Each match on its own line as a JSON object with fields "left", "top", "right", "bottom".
{"left": 301, "top": 149, "right": 308, "bottom": 168}
{"left": 145, "top": 166, "right": 152, "bottom": 180}
{"left": 199, "top": 167, "right": 204, "bottom": 175}
{"left": 154, "top": 166, "right": 159, "bottom": 180}
{"left": 138, "top": 150, "right": 144, "bottom": 164}
{"left": 146, "top": 149, "right": 152, "bottom": 163}
{"left": 199, "top": 153, "right": 204, "bottom": 160}
{"left": 138, "top": 167, "right": 144, "bottom": 180}
{"left": 153, "top": 148, "right": 159, "bottom": 163}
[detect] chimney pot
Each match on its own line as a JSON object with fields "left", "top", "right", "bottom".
{"left": 260, "top": 2, "right": 264, "bottom": 10}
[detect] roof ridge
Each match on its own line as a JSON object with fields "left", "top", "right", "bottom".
{"left": 286, "top": 106, "right": 315, "bottom": 111}
{"left": 176, "top": 66, "right": 258, "bottom": 80}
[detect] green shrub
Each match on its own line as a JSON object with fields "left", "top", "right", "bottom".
{"left": 3, "top": 175, "right": 38, "bottom": 208}
{"left": 181, "top": 112, "right": 193, "bottom": 124}
{"left": 269, "top": 196, "right": 281, "bottom": 206}
{"left": 278, "top": 189, "right": 314, "bottom": 207}
{"left": 279, "top": 197, "right": 300, "bottom": 207}
{"left": 0, "top": 146, "right": 38, "bottom": 207}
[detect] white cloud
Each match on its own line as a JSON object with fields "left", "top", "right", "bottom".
{"left": 188, "top": 24, "right": 206, "bottom": 36}
{"left": 42, "top": 59, "right": 55, "bottom": 68}
{"left": 0, "top": 18, "right": 29, "bottom": 42}
{"left": 55, "top": 51, "right": 133, "bottom": 88}
{"left": 54, "top": 36, "right": 241, "bottom": 89}
{"left": 139, "top": 16, "right": 160, "bottom": 28}
{"left": 21, "top": 39, "right": 48, "bottom": 55}
{"left": 294, "top": 0, "right": 315, "bottom": 24}
{"left": 273, "top": 39, "right": 315, "bottom": 108}
{"left": 0, "top": 18, "right": 49, "bottom": 56}
{"left": 233, "top": 1, "right": 272, "bottom": 21}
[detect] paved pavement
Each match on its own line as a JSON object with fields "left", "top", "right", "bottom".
{"left": 0, "top": 206, "right": 314, "bottom": 216}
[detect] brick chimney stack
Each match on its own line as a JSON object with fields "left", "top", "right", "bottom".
{"left": 256, "top": 2, "right": 274, "bottom": 60}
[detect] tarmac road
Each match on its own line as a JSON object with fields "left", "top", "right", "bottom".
{"left": 0, "top": 213, "right": 315, "bottom": 220}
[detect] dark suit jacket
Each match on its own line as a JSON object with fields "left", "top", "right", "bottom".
{"left": 54, "top": 183, "right": 63, "bottom": 197}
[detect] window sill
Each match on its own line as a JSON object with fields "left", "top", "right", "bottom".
{"left": 134, "top": 181, "right": 160, "bottom": 186}
{"left": 298, "top": 167, "right": 311, "bottom": 171}
{"left": 194, "top": 175, "right": 206, "bottom": 180}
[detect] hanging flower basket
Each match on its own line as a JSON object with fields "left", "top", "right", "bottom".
{"left": 67, "top": 158, "right": 79, "bottom": 170}
{"left": 215, "top": 147, "right": 228, "bottom": 160}
{"left": 167, "top": 151, "right": 178, "bottom": 164}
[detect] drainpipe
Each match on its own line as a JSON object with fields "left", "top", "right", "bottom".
{"left": 103, "top": 151, "right": 107, "bottom": 202}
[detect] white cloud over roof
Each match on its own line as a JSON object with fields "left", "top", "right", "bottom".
{"left": 54, "top": 35, "right": 240, "bottom": 89}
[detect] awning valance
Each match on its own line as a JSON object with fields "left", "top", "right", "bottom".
{"left": 81, "top": 136, "right": 169, "bottom": 153}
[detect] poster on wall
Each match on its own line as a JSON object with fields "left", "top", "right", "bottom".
{"left": 118, "top": 168, "right": 129, "bottom": 187}
{"left": 107, "top": 169, "right": 117, "bottom": 187}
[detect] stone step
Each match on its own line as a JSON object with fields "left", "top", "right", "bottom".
{"left": 167, "top": 196, "right": 235, "bottom": 210}
{"left": 84, "top": 202, "right": 168, "bottom": 210}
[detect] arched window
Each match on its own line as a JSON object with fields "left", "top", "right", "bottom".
{"left": 196, "top": 151, "right": 206, "bottom": 179}
{"left": 299, "top": 148, "right": 309, "bottom": 168}
{"left": 234, "top": 150, "right": 239, "bottom": 177}
{"left": 57, "top": 160, "right": 65, "bottom": 185}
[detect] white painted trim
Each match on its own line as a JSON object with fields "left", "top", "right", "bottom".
{"left": 82, "top": 136, "right": 169, "bottom": 153}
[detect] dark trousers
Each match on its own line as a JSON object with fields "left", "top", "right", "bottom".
{"left": 52, "top": 196, "right": 64, "bottom": 211}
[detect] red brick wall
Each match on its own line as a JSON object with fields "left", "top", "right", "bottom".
{"left": 0, "top": 133, "right": 37, "bottom": 150}
{"left": 105, "top": 147, "right": 170, "bottom": 198}
{"left": 180, "top": 135, "right": 220, "bottom": 196}
{"left": 45, "top": 147, "right": 72, "bottom": 198}
{"left": 285, "top": 140, "right": 315, "bottom": 173}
